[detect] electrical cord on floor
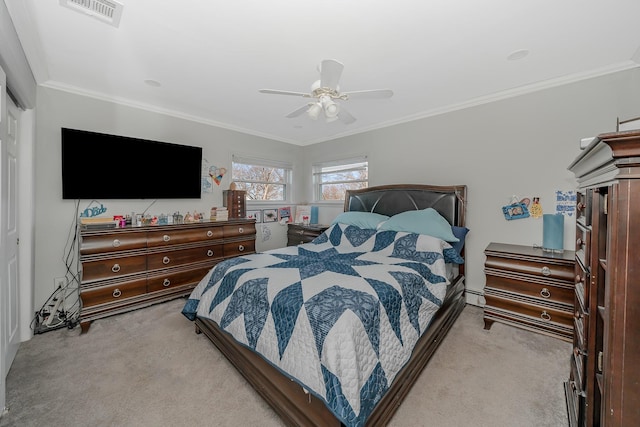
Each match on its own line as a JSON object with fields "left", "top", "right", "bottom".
{"left": 32, "top": 200, "right": 83, "bottom": 333}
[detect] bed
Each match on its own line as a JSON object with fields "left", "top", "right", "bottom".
{"left": 182, "top": 184, "right": 468, "bottom": 426}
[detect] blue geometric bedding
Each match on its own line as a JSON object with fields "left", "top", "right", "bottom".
{"left": 182, "top": 223, "right": 464, "bottom": 427}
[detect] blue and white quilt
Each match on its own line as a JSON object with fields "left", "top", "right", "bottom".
{"left": 182, "top": 223, "right": 464, "bottom": 427}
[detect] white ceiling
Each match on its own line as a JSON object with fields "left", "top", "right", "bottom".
{"left": 5, "top": 0, "right": 640, "bottom": 146}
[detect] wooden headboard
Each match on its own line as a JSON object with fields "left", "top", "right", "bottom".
{"left": 344, "top": 184, "right": 467, "bottom": 228}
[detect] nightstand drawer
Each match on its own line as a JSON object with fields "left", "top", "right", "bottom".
{"left": 485, "top": 292, "right": 573, "bottom": 327}
{"left": 287, "top": 224, "right": 329, "bottom": 246}
{"left": 485, "top": 254, "right": 574, "bottom": 281}
{"left": 485, "top": 270, "right": 573, "bottom": 305}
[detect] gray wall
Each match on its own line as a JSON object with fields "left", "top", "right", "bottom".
{"left": 302, "top": 68, "right": 640, "bottom": 303}
{"left": 33, "top": 68, "right": 640, "bottom": 311}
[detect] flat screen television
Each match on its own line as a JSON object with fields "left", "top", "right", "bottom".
{"left": 61, "top": 128, "right": 202, "bottom": 200}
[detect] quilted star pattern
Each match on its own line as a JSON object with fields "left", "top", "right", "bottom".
{"left": 267, "top": 246, "right": 378, "bottom": 280}
{"left": 182, "top": 223, "right": 459, "bottom": 427}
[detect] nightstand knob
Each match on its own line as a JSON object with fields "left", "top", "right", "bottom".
{"left": 111, "top": 263, "right": 121, "bottom": 273}
{"left": 112, "top": 239, "right": 121, "bottom": 248}
{"left": 207, "top": 250, "right": 214, "bottom": 257}
{"left": 163, "top": 278, "right": 171, "bottom": 287}
{"left": 298, "top": 230, "right": 304, "bottom": 235}
{"left": 541, "top": 266, "right": 551, "bottom": 276}
{"left": 540, "top": 311, "right": 551, "bottom": 321}
{"left": 163, "top": 256, "right": 170, "bottom": 265}
{"left": 540, "top": 288, "right": 551, "bottom": 298}
{"left": 112, "top": 288, "right": 122, "bottom": 298}
{"left": 207, "top": 230, "right": 213, "bottom": 237}
{"left": 576, "top": 237, "right": 583, "bottom": 247}
{"left": 238, "top": 227, "right": 244, "bottom": 233}
{"left": 238, "top": 245, "right": 245, "bottom": 252}
{"left": 163, "top": 234, "right": 170, "bottom": 242}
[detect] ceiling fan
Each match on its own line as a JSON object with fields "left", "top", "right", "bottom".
{"left": 259, "top": 59, "right": 393, "bottom": 125}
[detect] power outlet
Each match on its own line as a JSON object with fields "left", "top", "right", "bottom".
{"left": 54, "top": 277, "right": 66, "bottom": 290}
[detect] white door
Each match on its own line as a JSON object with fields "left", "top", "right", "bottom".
{"left": 4, "top": 89, "right": 20, "bottom": 372}
{"left": 0, "top": 62, "right": 8, "bottom": 414}
{"left": 1, "top": 62, "right": 20, "bottom": 415}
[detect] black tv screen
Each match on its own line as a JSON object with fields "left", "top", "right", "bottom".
{"left": 61, "top": 128, "right": 202, "bottom": 200}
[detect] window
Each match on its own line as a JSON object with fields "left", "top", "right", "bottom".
{"left": 232, "top": 155, "right": 292, "bottom": 201}
{"left": 313, "top": 157, "right": 368, "bottom": 201}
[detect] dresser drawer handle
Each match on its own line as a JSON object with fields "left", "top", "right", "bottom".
{"left": 207, "top": 230, "right": 213, "bottom": 237}
{"left": 112, "top": 239, "right": 121, "bottom": 248}
{"left": 207, "top": 249, "right": 214, "bottom": 257}
{"left": 238, "top": 245, "right": 245, "bottom": 252}
{"left": 111, "top": 263, "right": 121, "bottom": 273}
{"left": 163, "top": 278, "right": 171, "bottom": 287}
{"left": 238, "top": 227, "right": 244, "bottom": 234}
{"left": 163, "top": 234, "right": 170, "bottom": 242}
{"left": 298, "top": 230, "right": 304, "bottom": 235}
{"left": 112, "top": 288, "right": 122, "bottom": 298}
{"left": 541, "top": 266, "right": 551, "bottom": 276}
{"left": 163, "top": 256, "right": 170, "bottom": 265}
{"left": 540, "top": 288, "right": 551, "bottom": 298}
{"left": 540, "top": 311, "right": 551, "bottom": 321}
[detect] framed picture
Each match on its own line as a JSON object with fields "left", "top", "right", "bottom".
{"left": 278, "top": 206, "right": 293, "bottom": 223}
{"left": 246, "top": 210, "right": 262, "bottom": 223}
{"left": 502, "top": 203, "right": 530, "bottom": 220}
{"left": 262, "top": 209, "right": 278, "bottom": 223}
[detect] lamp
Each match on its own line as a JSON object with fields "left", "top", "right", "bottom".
{"left": 306, "top": 102, "right": 322, "bottom": 120}
{"left": 321, "top": 95, "right": 339, "bottom": 118}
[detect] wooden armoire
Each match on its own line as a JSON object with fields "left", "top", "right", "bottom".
{"left": 565, "top": 130, "right": 640, "bottom": 426}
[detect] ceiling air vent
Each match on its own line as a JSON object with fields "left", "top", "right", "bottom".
{"left": 59, "top": 0, "right": 124, "bottom": 28}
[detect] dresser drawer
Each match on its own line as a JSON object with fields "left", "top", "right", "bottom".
{"left": 224, "top": 240, "right": 255, "bottom": 258}
{"left": 485, "top": 270, "right": 574, "bottom": 305}
{"left": 147, "top": 226, "right": 223, "bottom": 247}
{"left": 485, "top": 254, "right": 574, "bottom": 281}
{"left": 81, "top": 253, "right": 147, "bottom": 283}
{"left": 80, "top": 230, "right": 147, "bottom": 255}
{"left": 80, "top": 277, "right": 147, "bottom": 308}
{"left": 147, "top": 264, "right": 213, "bottom": 293}
{"left": 147, "top": 244, "right": 223, "bottom": 271}
{"left": 222, "top": 223, "right": 256, "bottom": 239}
{"left": 484, "top": 292, "right": 573, "bottom": 328}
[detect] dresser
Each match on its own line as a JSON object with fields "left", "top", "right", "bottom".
{"left": 565, "top": 130, "right": 640, "bottom": 427}
{"left": 79, "top": 219, "right": 256, "bottom": 333}
{"left": 287, "top": 223, "right": 329, "bottom": 246}
{"left": 483, "top": 242, "right": 575, "bottom": 342}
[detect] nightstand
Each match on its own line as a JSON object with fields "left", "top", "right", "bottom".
{"left": 287, "top": 224, "right": 329, "bottom": 246}
{"left": 483, "top": 242, "right": 575, "bottom": 342}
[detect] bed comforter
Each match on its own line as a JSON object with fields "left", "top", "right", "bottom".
{"left": 182, "top": 223, "right": 464, "bottom": 427}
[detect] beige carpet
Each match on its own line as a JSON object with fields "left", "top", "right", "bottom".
{"left": 0, "top": 299, "right": 571, "bottom": 427}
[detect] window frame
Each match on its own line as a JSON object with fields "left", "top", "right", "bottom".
{"left": 231, "top": 154, "right": 293, "bottom": 203}
{"left": 312, "top": 156, "right": 368, "bottom": 202}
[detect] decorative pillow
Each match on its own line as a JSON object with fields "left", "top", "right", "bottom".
{"left": 450, "top": 226, "right": 470, "bottom": 255}
{"left": 331, "top": 211, "right": 390, "bottom": 229}
{"left": 378, "top": 208, "right": 459, "bottom": 242}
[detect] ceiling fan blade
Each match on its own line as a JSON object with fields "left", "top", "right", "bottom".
{"left": 320, "top": 59, "right": 344, "bottom": 89}
{"left": 338, "top": 106, "right": 356, "bottom": 125}
{"left": 285, "top": 104, "right": 312, "bottom": 118}
{"left": 259, "top": 89, "right": 310, "bottom": 97}
{"left": 341, "top": 89, "right": 394, "bottom": 99}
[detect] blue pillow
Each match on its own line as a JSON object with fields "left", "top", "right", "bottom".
{"left": 331, "top": 212, "right": 390, "bottom": 229}
{"left": 450, "top": 226, "right": 469, "bottom": 255}
{"left": 378, "top": 208, "right": 459, "bottom": 242}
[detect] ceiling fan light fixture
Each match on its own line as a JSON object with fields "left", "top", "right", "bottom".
{"left": 321, "top": 96, "right": 339, "bottom": 118}
{"left": 307, "top": 103, "right": 322, "bottom": 120}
